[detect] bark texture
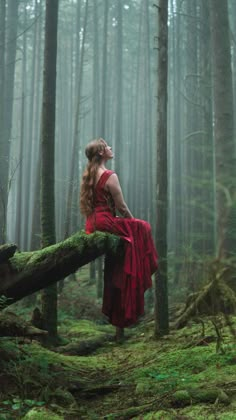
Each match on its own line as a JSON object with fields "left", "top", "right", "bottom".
{"left": 0, "top": 231, "right": 122, "bottom": 306}
{"left": 154, "top": 0, "right": 169, "bottom": 337}
{"left": 40, "top": 0, "right": 59, "bottom": 338}
{"left": 209, "top": 0, "right": 235, "bottom": 257}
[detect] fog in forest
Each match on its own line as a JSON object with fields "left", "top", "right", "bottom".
{"left": 1, "top": 2, "right": 236, "bottom": 417}
{"left": 1, "top": 0, "right": 236, "bottom": 306}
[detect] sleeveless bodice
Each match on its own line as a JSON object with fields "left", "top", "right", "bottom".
{"left": 94, "top": 170, "right": 116, "bottom": 215}
{"left": 85, "top": 169, "right": 158, "bottom": 328}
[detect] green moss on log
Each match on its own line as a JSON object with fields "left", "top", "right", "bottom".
{"left": 0, "top": 230, "right": 123, "bottom": 305}
{"left": 10, "top": 251, "right": 33, "bottom": 272}
{"left": 10, "top": 231, "right": 122, "bottom": 272}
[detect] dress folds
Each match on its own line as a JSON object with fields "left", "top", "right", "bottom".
{"left": 85, "top": 170, "right": 158, "bottom": 328}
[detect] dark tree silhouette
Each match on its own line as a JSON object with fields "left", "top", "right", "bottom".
{"left": 40, "top": 0, "right": 59, "bottom": 340}
{"left": 154, "top": 0, "right": 169, "bottom": 337}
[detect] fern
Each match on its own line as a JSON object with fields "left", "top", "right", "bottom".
{"left": 0, "top": 295, "right": 10, "bottom": 311}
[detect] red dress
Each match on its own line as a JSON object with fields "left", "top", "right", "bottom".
{"left": 85, "top": 170, "right": 158, "bottom": 328}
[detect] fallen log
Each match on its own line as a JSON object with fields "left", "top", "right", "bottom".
{"left": 0, "top": 244, "right": 17, "bottom": 264}
{"left": 55, "top": 334, "right": 114, "bottom": 356}
{"left": 174, "top": 263, "right": 236, "bottom": 329}
{"left": 0, "top": 311, "right": 48, "bottom": 337}
{"left": 0, "top": 231, "right": 123, "bottom": 307}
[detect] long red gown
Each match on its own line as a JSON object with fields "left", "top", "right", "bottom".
{"left": 85, "top": 170, "right": 158, "bottom": 328}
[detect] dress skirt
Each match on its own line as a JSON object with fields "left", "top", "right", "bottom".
{"left": 86, "top": 212, "right": 158, "bottom": 328}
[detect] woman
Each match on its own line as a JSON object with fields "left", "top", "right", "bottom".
{"left": 80, "top": 138, "right": 158, "bottom": 331}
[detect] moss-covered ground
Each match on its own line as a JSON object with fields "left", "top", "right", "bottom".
{"left": 0, "top": 267, "right": 236, "bottom": 419}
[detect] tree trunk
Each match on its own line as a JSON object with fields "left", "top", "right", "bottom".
{"left": 209, "top": 0, "right": 235, "bottom": 257}
{"left": 154, "top": 0, "right": 169, "bottom": 337}
{"left": 144, "top": 0, "right": 153, "bottom": 223}
{"left": 92, "top": 0, "right": 100, "bottom": 137}
{"left": 0, "top": 1, "right": 6, "bottom": 241}
{"left": 64, "top": 0, "right": 88, "bottom": 239}
{"left": 40, "top": 0, "right": 59, "bottom": 340}
{"left": 0, "top": 1, "right": 6, "bottom": 159}
{"left": 30, "top": 0, "right": 43, "bottom": 251}
{"left": 89, "top": 0, "right": 100, "bottom": 286}
{"left": 100, "top": 0, "right": 108, "bottom": 138}
{"left": 132, "top": 10, "right": 142, "bottom": 217}
{"left": 169, "top": 0, "right": 183, "bottom": 286}
{"left": 114, "top": 1, "right": 123, "bottom": 183}
{"left": 96, "top": 0, "right": 109, "bottom": 299}
{"left": 25, "top": 0, "right": 39, "bottom": 250}
{"left": 0, "top": 0, "right": 18, "bottom": 244}
{"left": 0, "top": 231, "right": 122, "bottom": 305}
{"left": 15, "top": 7, "right": 27, "bottom": 249}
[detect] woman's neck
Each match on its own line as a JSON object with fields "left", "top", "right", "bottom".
{"left": 99, "top": 161, "right": 107, "bottom": 171}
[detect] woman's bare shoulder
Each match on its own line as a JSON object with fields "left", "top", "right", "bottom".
{"left": 105, "top": 172, "right": 122, "bottom": 192}
{"left": 106, "top": 172, "right": 119, "bottom": 184}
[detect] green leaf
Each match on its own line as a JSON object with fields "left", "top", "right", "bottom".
{"left": 35, "top": 401, "right": 45, "bottom": 406}
{"left": 24, "top": 400, "right": 36, "bottom": 406}
{"left": 12, "top": 403, "right": 21, "bottom": 410}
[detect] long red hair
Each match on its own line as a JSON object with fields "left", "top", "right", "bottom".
{"left": 80, "top": 138, "right": 106, "bottom": 216}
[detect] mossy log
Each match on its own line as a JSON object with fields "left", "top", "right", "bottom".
{"left": 0, "top": 231, "right": 123, "bottom": 307}
{"left": 0, "top": 244, "right": 17, "bottom": 264}
{"left": 172, "top": 387, "right": 229, "bottom": 406}
{"left": 0, "top": 311, "right": 48, "bottom": 337}
{"left": 55, "top": 334, "right": 114, "bottom": 356}
{"left": 174, "top": 278, "right": 236, "bottom": 329}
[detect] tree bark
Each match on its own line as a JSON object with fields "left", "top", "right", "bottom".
{"left": 0, "top": 231, "right": 122, "bottom": 306}
{"left": 25, "top": 0, "right": 39, "bottom": 250}
{"left": 0, "top": 0, "right": 18, "bottom": 244}
{"left": 0, "top": 1, "right": 6, "bottom": 151}
{"left": 154, "top": 0, "right": 169, "bottom": 337}
{"left": 15, "top": 7, "right": 27, "bottom": 249}
{"left": 209, "top": 0, "right": 235, "bottom": 257}
{"left": 0, "top": 0, "right": 6, "bottom": 238}
{"left": 64, "top": 0, "right": 88, "bottom": 239}
{"left": 114, "top": 0, "right": 123, "bottom": 183}
{"left": 40, "top": 0, "right": 59, "bottom": 339}
{"left": 100, "top": 0, "right": 109, "bottom": 138}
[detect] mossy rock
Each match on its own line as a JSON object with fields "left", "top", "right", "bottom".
{"left": 180, "top": 403, "right": 236, "bottom": 419}
{"left": 135, "top": 381, "right": 152, "bottom": 396}
{"left": 22, "top": 407, "right": 63, "bottom": 420}
{"left": 139, "top": 410, "right": 176, "bottom": 419}
{"left": 172, "top": 389, "right": 191, "bottom": 406}
{"left": 50, "top": 387, "right": 77, "bottom": 407}
{"left": 189, "top": 387, "right": 230, "bottom": 404}
{"left": 178, "top": 403, "right": 215, "bottom": 419}
{"left": 59, "top": 319, "right": 113, "bottom": 339}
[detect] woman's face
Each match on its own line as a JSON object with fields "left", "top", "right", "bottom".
{"left": 102, "top": 142, "right": 113, "bottom": 160}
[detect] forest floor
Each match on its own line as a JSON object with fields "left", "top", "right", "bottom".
{"left": 0, "top": 267, "right": 236, "bottom": 420}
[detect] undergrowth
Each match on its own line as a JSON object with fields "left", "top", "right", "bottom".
{"left": 1, "top": 266, "right": 236, "bottom": 419}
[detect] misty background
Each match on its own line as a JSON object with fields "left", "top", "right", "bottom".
{"left": 0, "top": 0, "right": 236, "bottom": 301}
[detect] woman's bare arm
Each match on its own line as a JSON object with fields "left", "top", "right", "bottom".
{"left": 106, "top": 173, "right": 133, "bottom": 218}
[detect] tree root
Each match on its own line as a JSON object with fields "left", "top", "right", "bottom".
{"left": 174, "top": 278, "right": 236, "bottom": 329}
